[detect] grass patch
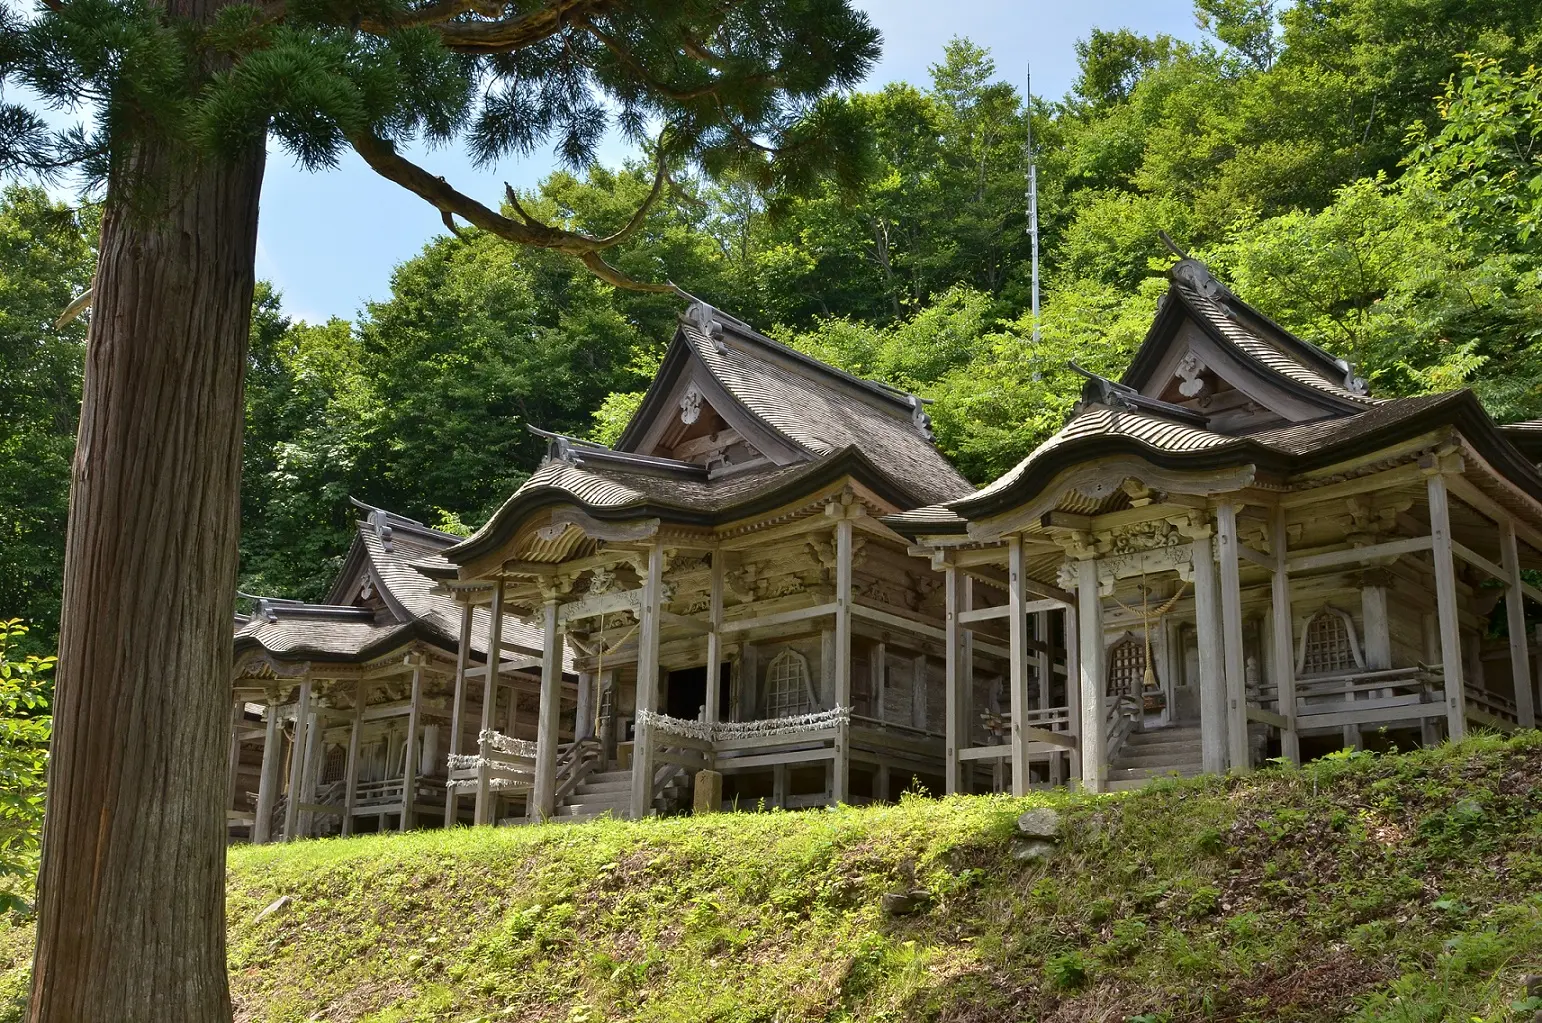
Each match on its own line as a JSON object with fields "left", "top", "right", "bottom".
{"left": 3, "top": 733, "right": 1541, "bottom": 1021}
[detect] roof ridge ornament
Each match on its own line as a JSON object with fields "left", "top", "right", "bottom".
{"left": 676, "top": 287, "right": 725, "bottom": 342}
{"left": 1336, "top": 358, "right": 1369, "bottom": 395}
{"left": 906, "top": 393, "right": 935, "bottom": 440}
{"left": 366, "top": 507, "right": 394, "bottom": 551}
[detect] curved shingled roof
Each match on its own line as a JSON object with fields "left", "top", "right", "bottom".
{"left": 234, "top": 507, "right": 554, "bottom": 668}
{"left": 433, "top": 303, "right": 974, "bottom": 572}
{"left": 887, "top": 391, "right": 1542, "bottom": 534}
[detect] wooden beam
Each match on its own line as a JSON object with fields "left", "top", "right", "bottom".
{"left": 1501, "top": 520, "right": 1537, "bottom": 729}
{"left": 629, "top": 540, "right": 665, "bottom": 819}
{"left": 832, "top": 515, "right": 854, "bottom": 804}
{"left": 557, "top": 587, "right": 642, "bottom": 626}
{"left": 401, "top": 663, "right": 423, "bottom": 833}
{"left": 530, "top": 598, "right": 563, "bottom": 821}
{"left": 1428, "top": 474, "right": 1467, "bottom": 738}
{"left": 849, "top": 603, "right": 946, "bottom": 641}
{"left": 462, "top": 654, "right": 542, "bottom": 679}
{"left": 720, "top": 602, "right": 838, "bottom": 635}
{"left": 658, "top": 611, "right": 712, "bottom": 636}
{"left": 1269, "top": 505, "right": 1300, "bottom": 762}
{"left": 1216, "top": 503, "right": 1251, "bottom": 773}
{"left": 1280, "top": 462, "right": 1431, "bottom": 510}
{"left": 1286, "top": 534, "right": 1433, "bottom": 574}
{"left": 1444, "top": 471, "right": 1542, "bottom": 560}
{"left": 1236, "top": 542, "right": 1274, "bottom": 572}
{"left": 1451, "top": 540, "right": 1506, "bottom": 583}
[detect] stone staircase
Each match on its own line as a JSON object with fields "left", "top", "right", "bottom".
{"left": 1106, "top": 725, "right": 1204, "bottom": 791}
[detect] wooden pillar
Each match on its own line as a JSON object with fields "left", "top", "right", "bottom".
{"left": 1063, "top": 603, "right": 1083, "bottom": 782}
{"left": 1427, "top": 474, "right": 1468, "bottom": 739}
{"left": 531, "top": 598, "right": 563, "bottom": 821}
{"left": 475, "top": 582, "right": 505, "bottom": 825}
{"left": 297, "top": 703, "right": 322, "bottom": 838}
{"left": 575, "top": 672, "right": 594, "bottom": 741}
{"left": 831, "top": 512, "right": 854, "bottom": 804}
{"left": 629, "top": 540, "right": 665, "bottom": 819}
{"left": 282, "top": 679, "right": 310, "bottom": 841}
{"left": 253, "top": 699, "right": 282, "bottom": 844}
{"left": 871, "top": 642, "right": 886, "bottom": 722}
{"left": 401, "top": 662, "right": 424, "bottom": 833}
{"left": 226, "top": 696, "right": 244, "bottom": 815}
{"left": 1215, "top": 503, "right": 1251, "bottom": 773}
{"left": 1269, "top": 505, "right": 1300, "bottom": 762}
{"left": 944, "top": 564, "right": 964, "bottom": 794}
{"left": 1501, "top": 520, "right": 1537, "bottom": 728}
{"left": 1007, "top": 537, "right": 1032, "bottom": 795}
{"left": 1075, "top": 557, "right": 1107, "bottom": 792}
{"left": 705, "top": 548, "right": 725, "bottom": 724}
{"left": 443, "top": 600, "right": 474, "bottom": 826}
{"left": 342, "top": 680, "right": 366, "bottom": 836}
{"left": 1190, "top": 526, "right": 1228, "bottom": 774}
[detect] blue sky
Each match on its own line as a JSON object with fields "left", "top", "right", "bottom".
{"left": 258, "top": 1, "right": 1208, "bottom": 323}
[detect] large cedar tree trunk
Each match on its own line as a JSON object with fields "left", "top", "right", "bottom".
{"left": 28, "top": 57, "right": 266, "bottom": 1021}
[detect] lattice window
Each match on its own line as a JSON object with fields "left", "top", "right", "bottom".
{"left": 1106, "top": 636, "right": 1149, "bottom": 699}
{"left": 764, "top": 649, "right": 814, "bottom": 718}
{"left": 1298, "top": 606, "right": 1363, "bottom": 676}
{"left": 320, "top": 745, "right": 345, "bottom": 784}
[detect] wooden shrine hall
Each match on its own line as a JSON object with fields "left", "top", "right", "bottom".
{"left": 229, "top": 502, "right": 575, "bottom": 841}
{"left": 229, "top": 259, "right": 1542, "bottom": 837}
{"left": 890, "top": 257, "right": 1542, "bottom": 793}
{"left": 411, "top": 303, "right": 978, "bottom": 823}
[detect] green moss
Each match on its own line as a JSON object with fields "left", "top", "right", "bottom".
{"left": 2, "top": 734, "right": 1541, "bottom": 1021}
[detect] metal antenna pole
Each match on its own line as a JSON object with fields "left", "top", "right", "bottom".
{"left": 1026, "top": 64, "right": 1040, "bottom": 346}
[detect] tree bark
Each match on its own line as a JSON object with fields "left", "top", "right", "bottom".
{"left": 28, "top": 104, "right": 264, "bottom": 1019}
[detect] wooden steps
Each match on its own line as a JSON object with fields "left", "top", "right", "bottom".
{"left": 554, "top": 770, "right": 632, "bottom": 821}
{"left": 1106, "top": 725, "right": 1204, "bottom": 791}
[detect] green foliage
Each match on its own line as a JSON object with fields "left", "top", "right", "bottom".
{"left": 0, "top": 620, "right": 50, "bottom": 919}
{"left": 0, "top": 187, "right": 93, "bottom": 655}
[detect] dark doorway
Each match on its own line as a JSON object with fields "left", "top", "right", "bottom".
{"left": 665, "top": 664, "right": 732, "bottom": 720}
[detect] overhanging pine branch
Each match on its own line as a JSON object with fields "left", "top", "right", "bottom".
{"left": 350, "top": 131, "right": 674, "bottom": 292}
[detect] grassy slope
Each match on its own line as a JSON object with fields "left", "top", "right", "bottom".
{"left": 3, "top": 734, "right": 1541, "bottom": 1023}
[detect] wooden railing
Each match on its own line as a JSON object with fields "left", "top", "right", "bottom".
{"left": 553, "top": 736, "right": 604, "bottom": 804}
{"left": 1464, "top": 682, "right": 1519, "bottom": 729}
{"left": 1104, "top": 694, "right": 1141, "bottom": 762}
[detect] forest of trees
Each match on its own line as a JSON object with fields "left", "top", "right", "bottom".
{"left": 3, "top": 0, "right": 1542, "bottom": 653}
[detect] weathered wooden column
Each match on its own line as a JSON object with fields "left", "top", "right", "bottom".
{"left": 1269, "top": 505, "right": 1300, "bottom": 762}
{"left": 831, "top": 506, "right": 855, "bottom": 804}
{"left": 531, "top": 598, "right": 563, "bottom": 821}
{"left": 1500, "top": 521, "right": 1537, "bottom": 728}
{"left": 1187, "top": 520, "right": 1228, "bottom": 774}
{"left": 575, "top": 672, "right": 593, "bottom": 741}
{"left": 474, "top": 581, "right": 505, "bottom": 825}
{"left": 342, "top": 680, "right": 366, "bottom": 836}
{"left": 1063, "top": 603, "right": 1083, "bottom": 782}
{"left": 1074, "top": 556, "right": 1107, "bottom": 792}
{"left": 1215, "top": 503, "right": 1251, "bottom": 773}
{"left": 943, "top": 562, "right": 965, "bottom": 794}
{"left": 253, "top": 697, "right": 282, "bottom": 844}
{"left": 444, "top": 600, "right": 474, "bottom": 826}
{"left": 282, "top": 678, "right": 311, "bottom": 841}
{"left": 226, "top": 696, "right": 245, "bottom": 817}
{"left": 1427, "top": 474, "right": 1468, "bottom": 739}
{"left": 1007, "top": 536, "right": 1033, "bottom": 794}
{"left": 630, "top": 540, "right": 665, "bottom": 819}
{"left": 704, "top": 548, "right": 725, "bottom": 724}
{"left": 401, "top": 660, "right": 424, "bottom": 832}
{"left": 1035, "top": 609, "right": 1059, "bottom": 784}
